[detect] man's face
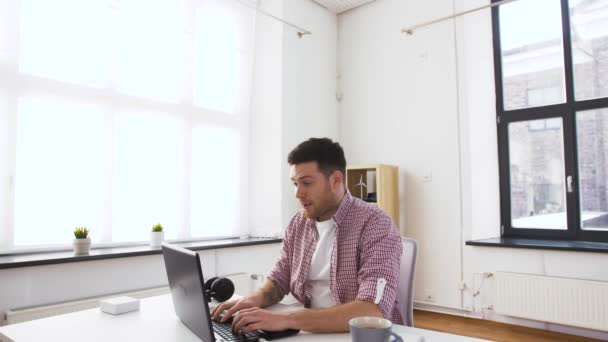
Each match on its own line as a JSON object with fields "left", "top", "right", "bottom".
{"left": 290, "top": 162, "right": 338, "bottom": 221}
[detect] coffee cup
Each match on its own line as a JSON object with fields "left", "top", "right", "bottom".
{"left": 349, "top": 316, "right": 403, "bottom": 342}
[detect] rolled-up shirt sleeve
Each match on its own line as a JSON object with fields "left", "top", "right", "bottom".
{"left": 354, "top": 213, "right": 402, "bottom": 319}
{"left": 266, "top": 220, "right": 295, "bottom": 297}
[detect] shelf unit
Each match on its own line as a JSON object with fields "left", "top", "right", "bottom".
{"left": 345, "top": 164, "right": 399, "bottom": 229}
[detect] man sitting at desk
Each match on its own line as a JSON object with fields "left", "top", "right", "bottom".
{"left": 211, "top": 138, "right": 403, "bottom": 333}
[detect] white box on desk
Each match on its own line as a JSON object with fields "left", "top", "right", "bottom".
{"left": 99, "top": 296, "right": 140, "bottom": 315}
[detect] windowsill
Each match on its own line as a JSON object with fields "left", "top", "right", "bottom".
{"left": 465, "top": 237, "right": 608, "bottom": 253}
{"left": 0, "top": 237, "right": 283, "bottom": 270}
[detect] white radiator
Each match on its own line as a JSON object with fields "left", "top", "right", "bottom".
{"left": 5, "top": 272, "right": 255, "bottom": 325}
{"left": 495, "top": 271, "right": 608, "bottom": 331}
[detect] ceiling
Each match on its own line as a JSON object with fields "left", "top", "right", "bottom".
{"left": 310, "top": 0, "right": 377, "bottom": 14}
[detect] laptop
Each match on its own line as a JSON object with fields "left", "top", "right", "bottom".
{"left": 161, "top": 242, "right": 299, "bottom": 342}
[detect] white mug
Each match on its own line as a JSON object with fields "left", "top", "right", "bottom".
{"left": 349, "top": 316, "right": 403, "bottom": 342}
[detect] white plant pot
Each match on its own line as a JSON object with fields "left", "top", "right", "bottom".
{"left": 73, "top": 238, "right": 91, "bottom": 255}
{"left": 150, "top": 231, "right": 164, "bottom": 247}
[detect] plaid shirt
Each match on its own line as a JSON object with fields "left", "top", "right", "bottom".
{"left": 267, "top": 191, "right": 403, "bottom": 323}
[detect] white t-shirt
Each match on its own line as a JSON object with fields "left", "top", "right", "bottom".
{"left": 308, "top": 218, "right": 337, "bottom": 309}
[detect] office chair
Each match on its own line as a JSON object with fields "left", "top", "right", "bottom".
{"left": 398, "top": 237, "right": 418, "bottom": 327}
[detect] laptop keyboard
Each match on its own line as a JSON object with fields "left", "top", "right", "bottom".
{"left": 213, "top": 321, "right": 263, "bottom": 341}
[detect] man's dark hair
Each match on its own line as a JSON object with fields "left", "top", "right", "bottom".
{"left": 287, "top": 138, "right": 346, "bottom": 178}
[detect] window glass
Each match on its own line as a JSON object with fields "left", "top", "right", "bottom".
{"left": 193, "top": 2, "right": 242, "bottom": 113}
{"left": 115, "top": 0, "right": 186, "bottom": 103}
{"left": 0, "top": 1, "right": 11, "bottom": 65}
{"left": 18, "top": 0, "right": 109, "bottom": 88}
{"left": 3, "top": 0, "right": 251, "bottom": 249}
{"left": 499, "top": 0, "right": 566, "bottom": 110}
{"left": 576, "top": 108, "right": 608, "bottom": 231}
{"left": 190, "top": 125, "right": 239, "bottom": 238}
{"left": 111, "top": 110, "right": 186, "bottom": 242}
{"left": 570, "top": 0, "right": 608, "bottom": 101}
{"left": 14, "top": 97, "right": 104, "bottom": 245}
{"left": 509, "top": 118, "right": 567, "bottom": 229}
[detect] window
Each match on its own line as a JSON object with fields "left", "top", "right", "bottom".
{"left": 14, "top": 97, "right": 106, "bottom": 245}
{"left": 18, "top": 0, "right": 110, "bottom": 88}
{"left": 493, "top": 0, "right": 608, "bottom": 242}
{"left": 0, "top": 0, "right": 255, "bottom": 250}
{"left": 111, "top": 110, "right": 186, "bottom": 243}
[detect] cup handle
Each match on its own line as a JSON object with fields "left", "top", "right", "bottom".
{"left": 390, "top": 332, "right": 404, "bottom": 342}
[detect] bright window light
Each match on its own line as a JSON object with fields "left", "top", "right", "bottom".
{"left": 499, "top": 0, "right": 563, "bottom": 50}
{"left": 18, "top": 0, "right": 109, "bottom": 88}
{"left": 193, "top": 4, "right": 240, "bottom": 113}
{"left": 115, "top": 0, "right": 185, "bottom": 103}
{"left": 0, "top": 2, "right": 10, "bottom": 65}
{"left": 190, "top": 125, "right": 240, "bottom": 238}
{"left": 111, "top": 110, "right": 186, "bottom": 242}
{"left": 2, "top": 0, "right": 253, "bottom": 250}
{"left": 14, "top": 97, "right": 105, "bottom": 246}
{"left": 499, "top": 0, "right": 566, "bottom": 110}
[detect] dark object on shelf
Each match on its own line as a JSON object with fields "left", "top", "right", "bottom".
{"left": 364, "top": 192, "right": 377, "bottom": 203}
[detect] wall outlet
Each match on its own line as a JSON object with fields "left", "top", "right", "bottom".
{"left": 423, "top": 288, "right": 434, "bottom": 302}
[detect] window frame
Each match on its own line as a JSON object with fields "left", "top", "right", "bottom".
{"left": 492, "top": 0, "right": 608, "bottom": 242}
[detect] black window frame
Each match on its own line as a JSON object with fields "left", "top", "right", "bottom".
{"left": 492, "top": 0, "right": 608, "bottom": 243}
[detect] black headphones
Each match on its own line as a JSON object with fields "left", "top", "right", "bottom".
{"left": 204, "top": 277, "right": 235, "bottom": 303}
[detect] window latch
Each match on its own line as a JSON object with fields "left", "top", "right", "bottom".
{"left": 567, "top": 175, "right": 573, "bottom": 193}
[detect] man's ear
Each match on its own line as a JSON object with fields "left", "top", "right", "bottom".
{"left": 331, "top": 170, "right": 344, "bottom": 188}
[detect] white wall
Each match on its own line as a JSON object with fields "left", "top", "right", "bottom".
{"left": 281, "top": 0, "right": 339, "bottom": 226}
{"left": 248, "top": 0, "right": 338, "bottom": 232}
{"left": 338, "top": 0, "right": 463, "bottom": 310}
{"left": 338, "top": 0, "right": 608, "bottom": 339}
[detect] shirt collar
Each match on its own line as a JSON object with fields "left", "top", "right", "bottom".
{"left": 332, "top": 190, "right": 354, "bottom": 227}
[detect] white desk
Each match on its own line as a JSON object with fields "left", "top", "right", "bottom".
{"left": 0, "top": 294, "right": 490, "bottom": 342}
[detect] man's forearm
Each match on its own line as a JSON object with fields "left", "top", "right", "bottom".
{"left": 252, "top": 279, "right": 284, "bottom": 308}
{"left": 285, "top": 300, "right": 383, "bottom": 333}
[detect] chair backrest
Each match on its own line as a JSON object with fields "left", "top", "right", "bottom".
{"left": 398, "top": 237, "right": 418, "bottom": 327}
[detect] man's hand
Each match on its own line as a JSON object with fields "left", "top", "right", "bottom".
{"left": 210, "top": 295, "right": 263, "bottom": 323}
{"left": 231, "top": 308, "right": 293, "bottom": 333}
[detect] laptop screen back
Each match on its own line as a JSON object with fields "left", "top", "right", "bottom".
{"left": 162, "top": 242, "right": 215, "bottom": 342}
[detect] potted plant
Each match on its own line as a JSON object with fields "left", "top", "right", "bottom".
{"left": 73, "top": 226, "right": 91, "bottom": 255}
{"left": 150, "top": 223, "right": 164, "bottom": 247}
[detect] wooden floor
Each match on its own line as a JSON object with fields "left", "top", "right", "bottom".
{"left": 413, "top": 310, "right": 604, "bottom": 342}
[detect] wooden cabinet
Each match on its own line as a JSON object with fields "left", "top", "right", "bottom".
{"left": 345, "top": 164, "right": 399, "bottom": 229}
